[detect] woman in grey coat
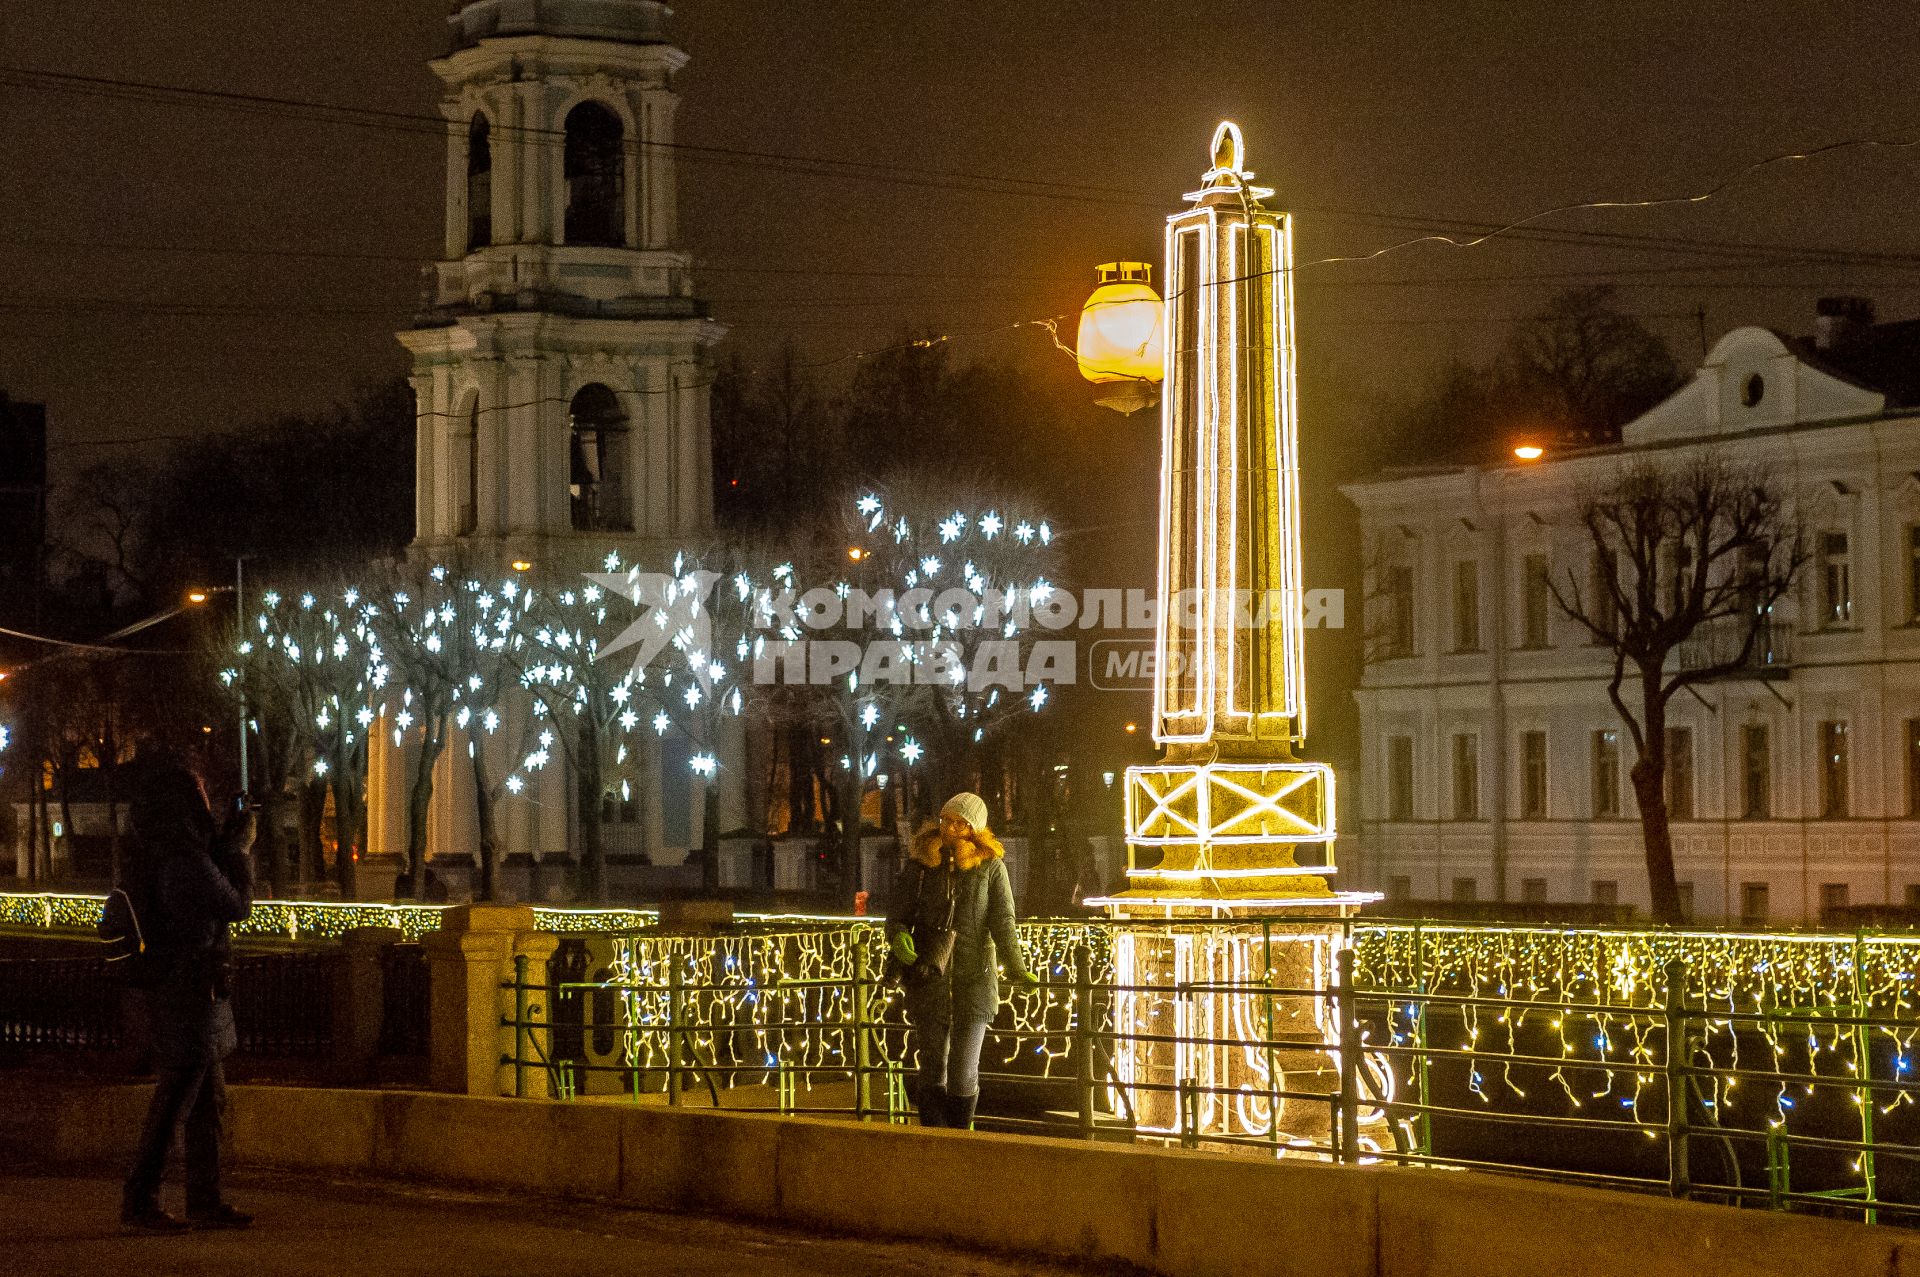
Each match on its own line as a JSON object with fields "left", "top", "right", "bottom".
{"left": 886, "top": 791, "right": 1036, "bottom": 1130}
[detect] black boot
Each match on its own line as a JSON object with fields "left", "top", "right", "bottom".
{"left": 947, "top": 1092, "right": 977, "bottom": 1131}
{"left": 918, "top": 1084, "right": 948, "bottom": 1127}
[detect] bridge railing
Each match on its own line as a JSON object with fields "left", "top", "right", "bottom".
{"left": 500, "top": 917, "right": 1920, "bottom": 1227}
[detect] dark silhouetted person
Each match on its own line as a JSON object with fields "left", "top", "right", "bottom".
{"left": 119, "top": 761, "right": 255, "bottom": 1232}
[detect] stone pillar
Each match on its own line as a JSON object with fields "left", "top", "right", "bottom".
{"left": 330, "top": 926, "right": 402, "bottom": 1080}
{"left": 424, "top": 905, "right": 560, "bottom": 1096}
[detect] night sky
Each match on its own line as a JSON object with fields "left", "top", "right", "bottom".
{"left": 5, "top": 1, "right": 1920, "bottom": 474}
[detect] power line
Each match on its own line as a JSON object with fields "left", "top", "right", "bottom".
{"left": 7, "top": 63, "right": 1920, "bottom": 274}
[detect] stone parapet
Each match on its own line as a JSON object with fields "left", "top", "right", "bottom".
{"left": 5, "top": 1084, "right": 1909, "bottom": 1277}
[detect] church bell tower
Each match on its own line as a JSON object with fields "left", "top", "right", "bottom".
{"left": 376, "top": 0, "right": 732, "bottom": 887}
{"left": 400, "top": 0, "right": 724, "bottom": 567}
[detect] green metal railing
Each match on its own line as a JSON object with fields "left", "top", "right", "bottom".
{"left": 502, "top": 943, "right": 1377, "bottom": 1162}
{"left": 498, "top": 919, "right": 1920, "bottom": 1226}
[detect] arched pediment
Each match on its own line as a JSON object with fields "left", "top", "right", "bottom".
{"left": 1622, "top": 325, "right": 1885, "bottom": 446}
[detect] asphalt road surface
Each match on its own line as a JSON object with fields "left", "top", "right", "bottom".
{"left": 0, "top": 1167, "right": 1105, "bottom": 1277}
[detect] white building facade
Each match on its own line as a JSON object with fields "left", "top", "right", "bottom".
{"left": 1346, "top": 301, "right": 1920, "bottom": 924}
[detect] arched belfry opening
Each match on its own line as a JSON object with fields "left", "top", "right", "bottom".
{"left": 564, "top": 102, "right": 625, "bottom": 247}
{"left": 458, "top": 395, "right": 480, "bottom": 535}
{"left": 568, "top": 383, "right": 630, "bottom": 532}
{"left": 466, "top": 114, "right": 492, "bottom": 251}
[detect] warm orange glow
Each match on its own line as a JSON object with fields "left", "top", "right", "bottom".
{"left": 847, "top": 546, "right": 865, "bottom": 561}
{"left": 511, "top": 559, "right": 533, "bottom": 572}
{"left": 1123, "top": 721, "right": 1139, "bottom": 734}
{"left": 186, "top": 590, "right": 210, "bottom": 604}
{"left": 1513, "top": 444, "right": 1545, "bottom": 461}
{"left": 1076, "top": 263, "right": 1165, "bottom": 387}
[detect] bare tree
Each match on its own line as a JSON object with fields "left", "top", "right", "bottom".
{"left": 1502, "top": 286, "right": 1681, "bottom": 448}
{"left": 1550, "top": 457, "right": 1806, "bottom": 923}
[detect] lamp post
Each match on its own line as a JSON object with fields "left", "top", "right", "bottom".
{"left": 1075, "top": 262, "right": 1165, "bottom": 415}
{"left": 182, "top": 554, "right": 255, "bottom": 795}
{"left": 235, "top": 556, "right": 250, "bottom": 795}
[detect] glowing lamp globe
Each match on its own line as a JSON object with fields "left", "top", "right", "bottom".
{"left": 1076, "top": 262, "right": 1165, "bottom": 414}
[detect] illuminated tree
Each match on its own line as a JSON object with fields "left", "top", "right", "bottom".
{"left": 1551, "top": 457, "right": 1806, "bottom": 923}
{"left": 511, "top": 553, "right": 744, "bottom": 903}
{"left": 370, "top": 564, "right": 468, "bottom": 902}
{"left": 227, "top": 582, "right": 381, "bottom": 899}
{"left": 759, "top": 483, "right": 1065, "bottom": 891}
{"left": 444, "top": 573, "right": 535, "bottom": 903}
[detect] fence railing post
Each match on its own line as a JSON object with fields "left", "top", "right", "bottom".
{"left": 1663, "top": 956, "right": 1691, "bottom": 1199}
{"left": 851, "top": 928, "right": 873, "bottom": 1121}
{"left": 1178, "top": 1078, "right": 1199, "bottom": 1150}
{"left": 1073, "top": 943, "right": 1095, "bottom": 1141}
{"left": 666, "top": 954, "right": 684, "bottom": 1107}
{"left": 1335, "top": 946, "right": 1361, "bottom": 1165}
{"left": 1850, "top": 932, "right": 1879, "bottom": 1224}
{"left": 1412, "top": 921, "right": 1432, "bottom": 1159}
{"left": 512, "top": 953, "right": 529, "bottom": 1099}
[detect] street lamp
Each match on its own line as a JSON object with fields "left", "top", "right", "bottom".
{"left": 1076, "top": 262, "right": 1165, "bottom": 415}
{"left": 1513, "top": 444, "right": 1545, "bottom": 462}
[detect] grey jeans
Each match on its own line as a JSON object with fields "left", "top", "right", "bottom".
{"left": 915, "top": 1007, "right": 991, "bottom": 1099}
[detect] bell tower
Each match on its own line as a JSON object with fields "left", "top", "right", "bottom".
{"left": 401, "top": 0, "right": 724, "bottom": 567}
{"left": 376, "top": 0, "right": 734, "bottom": 892}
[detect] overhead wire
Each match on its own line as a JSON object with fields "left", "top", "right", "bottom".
{"left": 6, "top": 63, "right": 1920, "bottom": 271}
{"left": 6, "top": 62, "right": 1920, "bottom": 404}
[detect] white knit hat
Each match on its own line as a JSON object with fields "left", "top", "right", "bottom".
{"left": 940, "top": 791, "right": 990, "bottom": 833}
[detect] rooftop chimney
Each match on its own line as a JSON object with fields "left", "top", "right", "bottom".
{"left": 1815, "top": 295, "right": 1876, "bottom": 350}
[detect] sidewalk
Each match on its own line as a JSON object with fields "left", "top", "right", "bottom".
{"left": 0, "top": 1166, "right": 1094, "bottom": 1277}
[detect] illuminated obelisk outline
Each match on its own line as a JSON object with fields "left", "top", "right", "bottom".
{"left": 1102, "top": 123, "right": 1374, "bottom": 913}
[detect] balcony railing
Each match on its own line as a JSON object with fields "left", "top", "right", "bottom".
{"left": 1678, "top": 615, "right": 1791, "bottom": 677}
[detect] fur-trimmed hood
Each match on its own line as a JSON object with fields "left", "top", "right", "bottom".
{"left": 908, "top": 819, "right": 1004, "bottom": 871}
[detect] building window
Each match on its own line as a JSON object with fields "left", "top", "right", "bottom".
{"left": 1387, "top": 875, "right": 1412, "bottom": 901}
{"left": 1521, "top": 554, "right": 1551, "bottom": 648}
{"left": 1668, "top": 540, "right": 1694, "bottom": 614}
{"left": 1591, "top": 880, "right": 1619, "bottom": 906}
{"left": 1590, "top": 547, "right": 1618, "bottom": 640}
{"left": 1452, "top": 560, "right": 1480, "bottom": 651}
{"left": 1386, "top": 735, "right": 1414, "bottom": 821}
{"left": 1819, "top": 720, "right": 1850, "bottom": 818}
{"left": 1908, "top": 719, "right": 1920, "bottom": 817}
{"left": 457, "top": 399, "right": 480, "bottom": 535}
{"left": 1740, "top": 881, "right": 1770, "bottom": 924}
{"left": 1740, "top": 724, "right": 1770, "bottom": 818}
{"left": 1383, "top": 565, "right": 1415, "bottom": 658}
{"left": 1665, "top": 726, "right": 1693, "bottom": 820}
{"left": 1676, "top": 881, "right": 1695, "bottom": 921}
{"left": 1820, "top": 882, "right": 1850, "bottom": 915}
{"left": 1451, "top": 733, "right": 1479, "bottom": 821}
{"left": 1820, "top": 531, "right": 1852, "bottom": 627}
{"left": 1451, "top": 876, "right": 1478, "bottom": 903}
{"left": 1521, "top": 877, "right": 1548, "bottom": 904}
{"left": 1591, "top": 729, "right": 1620, "bottom": 819}
{"left": 1907, "top": 526, "right": 1920, "bottom": 623}
{"left": 1520, "top": 730, "right": 1547, "bottom": 819}
{"left": 466, "top": 113, "right": 492, "bottom": 251}
{"left": 564, "top": 100, "right": 626, "bottom": 247}
{"left": 568, "top": 383, "right": 631, "bottom": 532}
